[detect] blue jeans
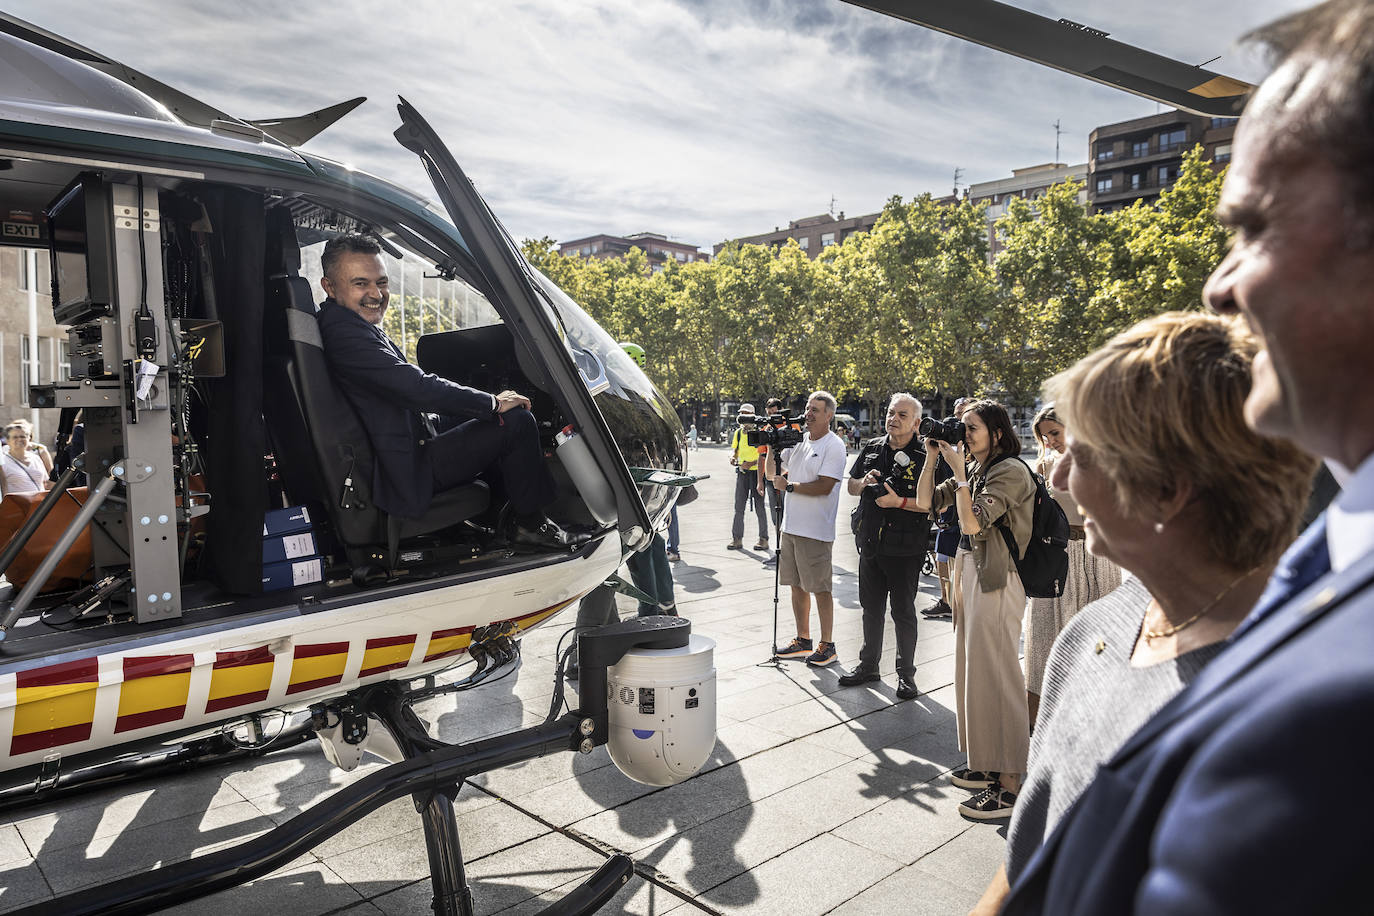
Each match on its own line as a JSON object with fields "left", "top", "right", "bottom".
{"left": 627, "top": 534, "right": 676, "bottom": 616}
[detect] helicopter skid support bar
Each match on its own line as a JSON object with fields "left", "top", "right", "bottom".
{"left": 19, "top": 712, "right": 587, "bottom": 916}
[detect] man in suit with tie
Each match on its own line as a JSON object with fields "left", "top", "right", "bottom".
{"left": 1003, "top": 2, "right": 1374, "bottom": 912}
{"left": 316, "top": 234, "right": 582, "bottom": 549}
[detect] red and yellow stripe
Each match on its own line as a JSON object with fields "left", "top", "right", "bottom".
{"left": 359, "top": 635, "right": 416, "bottom": 678}
{"left": 115, "top": 655, "right": 193, "bottom": 734}
{"left": 423, "top": 624, "right": 475, "bottom": 663}
{"left": 206, "top": 646, "right": 275, "bottom": 714}
{"left": 286, "top": 641, "right": 350, "bottom": 695}
{"left": 12, "top": 658, "right": 98, "bottom": 755}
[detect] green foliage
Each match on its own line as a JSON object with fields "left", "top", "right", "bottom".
{"left": 518, "top": 153, "right": 1230, "bottom": 413}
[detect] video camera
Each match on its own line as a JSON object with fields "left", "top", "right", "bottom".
{"left": 743, "top": 413, "right": 805, "bottom": 450}
{"left": 918, "top": 415, "right": 966, "bottom": 445}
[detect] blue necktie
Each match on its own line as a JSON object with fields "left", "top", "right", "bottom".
{"left": 1232, "top": 513, "right": 1331, "bottom": 640}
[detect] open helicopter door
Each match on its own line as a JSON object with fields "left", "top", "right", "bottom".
{"left": 391, "top": 98, "right": 655, "bottom": 551}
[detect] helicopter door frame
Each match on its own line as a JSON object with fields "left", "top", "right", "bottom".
{"left": 390, "top": 98, "right": 655, "bottom": 549}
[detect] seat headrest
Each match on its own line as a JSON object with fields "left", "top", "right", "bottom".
{"left": 265, "top": 206, "right": 302, "bottom": 277}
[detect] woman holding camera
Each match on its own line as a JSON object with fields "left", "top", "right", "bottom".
{"left": 916, "top": 399, "right": 1035, "bottom": 819}
{"left": 1022, "top": 404, "right": 1121, "bottom": 729}
{"left": 1, "top": 420, "right": 52, "bottom": 497}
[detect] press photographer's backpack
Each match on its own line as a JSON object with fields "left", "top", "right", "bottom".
{"left": 995, "top": 457, "right": 1070, "bottom": 599}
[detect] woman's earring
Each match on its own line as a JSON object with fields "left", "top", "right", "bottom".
{"left": 1154, "top": 521, "right": 1165, "bottom": 534}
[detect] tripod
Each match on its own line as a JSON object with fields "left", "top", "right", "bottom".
{"left": 758, "top": 447, "right": 788, "bottom": 668}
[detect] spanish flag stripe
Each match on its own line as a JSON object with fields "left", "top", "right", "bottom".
{"left": 117, "top": 672, "right": 191, "bottom": 719}
{"left": 16, "top": 657, "right": 98, "bottom": 690}
{"left": 13, "top": 683, "right": 97, "bottom": 736}
{"left": 207, "top": 662, "right": 274, "bottom": 703}
{"left": 365, "top": 634, "right": 416, "bottom": 650}
{"left": 206, "top": 690, "right": 271, "bottom": 713}
{"left": 114, "top": 706, "right": 186, "bottom": 734}
{"left": 287, "top": 674, "right": 346, "bottom": 695}
{"left": 431, "top": 624, "right": 476, "bottom": 640}
{"left": 423, "top": 633, "right": 471, "bottom": 662}
{"left": 293, "top": 641, "right": 349, "bottom": 660}
{"left": 12, "top": 722, "right": 93, "bottom": 756}
{"left": 214, "top": 646, "right": 274, "bottom": 670}
{"left": 122, "top": 655, "right": 193, "bottom": 680}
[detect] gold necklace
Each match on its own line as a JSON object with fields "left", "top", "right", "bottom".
{"left": 1143, "top": 566, "right": 1263, "bottom": 641}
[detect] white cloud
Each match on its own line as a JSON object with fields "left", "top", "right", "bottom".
{"left": 5, "top": 0, "right": 1309, "bottom": 248}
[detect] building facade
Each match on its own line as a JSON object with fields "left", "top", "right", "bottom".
{"left": 715, "top": 211, "right": 880, "bottom": 259}
{"left": 558, "top": 232, "right": 707, "bottom": 272}
{"left": 0, "top": 247, "right": 64, "bottom": 444}
{"left": 967, "top": 162, "right": 1089, "bottom": 258}
{"left": 1087, "top": 109, "right": 1237, "bottom": 212}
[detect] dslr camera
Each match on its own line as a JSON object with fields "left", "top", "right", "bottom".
{"left": 918, "top": 415, "right": 966, "bottom": 445}
{"left": 743, "top": 414, "right": 805, "bottom": 450}
{"left": 865, "top": 450, "right": 917, "bottom": 499}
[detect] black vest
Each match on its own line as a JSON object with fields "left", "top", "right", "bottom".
{"left": 852, "top": 436, "right": 930, "bottom": 557}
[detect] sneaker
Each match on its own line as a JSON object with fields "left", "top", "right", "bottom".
{"left": 838, "top": 667, "right": 880, "bottom": 687}
{"left": 667, "top": 550, "right": 681, "bottom": 562}
{"left": 806, "top": 641, "right": 838, "bottom": 667}
{"left": 753, "top": 538, "right": 771, "bottom": 550}
{"left": 726, "top": 538, "right": 743, "bottom": 550}
{"left": 921, "top": 599, "right": 953, "bottom": 619}
{"left": 959, "top": 782, "right": 1017, "bottom": 820}
{"left": 762, "top": 554, "right": 777, "bottom": 567}
{"left": 949, "top": 767, "right": 996, "bottom": 790}
{"left": 775, "top": 637, "right": 813, "bottom": 659}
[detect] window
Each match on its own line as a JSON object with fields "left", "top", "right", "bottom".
{"left": 1131, "top": 140, "right": 1149, "bottom": 158}
{"left": 18, "top": 336, "right": 43, "bottom": 407}
{"left": 1214, "top": 143, "right": 1232, "bottom": 163}
{"left": 1096, "top": 177, "right": 1112, "bottom": 194}
{"left": 1129, "top": 172, "right": 1143, "bottom": 190}
{"left": 1095, "top": 146, "right": 1115, "bottom": 162}
{"left": 17, "top": 250, "right": 29, "bottom": 291}
{"left": 1159, "top": 164, "right": 1178, "bottom": 184}
{"left": 1210, "top": 116, "right": 1236, "bottom": 128}
{"left": 820, "top": 232, "right": 835, "bottom": 247}
{"left": 797, "top": 236, "right": 809, "bottom": 250}
{"left": 57, "top": 340, "right": 70, "bottom": 381}
{"left": 1159, "top": 128, "right": 1187, "bottom": 152}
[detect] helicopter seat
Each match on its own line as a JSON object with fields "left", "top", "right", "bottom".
{"left": 263, "top": 210, "right": 488, "bottom": 576}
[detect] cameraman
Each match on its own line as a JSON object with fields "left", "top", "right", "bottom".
{"left": 727, "top": 404, "right": 769, "bottom": 551}
{"left": 756, "top": 397, "right": 786, "bottom": 565}
{"left": 839, "top": 393, "right": 929, "bottom": 699}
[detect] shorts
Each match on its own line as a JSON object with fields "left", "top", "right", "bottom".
{"left": 935, "top": 526, "right": 961, "bottom": 561}
{"left": 779, "top": 532, "right": 833, "bottom": 594}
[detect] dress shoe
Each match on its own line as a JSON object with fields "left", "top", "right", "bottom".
{"left": 510, "top": 517, "right": 590, "bottom": 549}
{"left": 895, "top": 675, "right": 919, "bottom": 700}
{"left": 838, "top": 667, "right": 880, "bottom": 687}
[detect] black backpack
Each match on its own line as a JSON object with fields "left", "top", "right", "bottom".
{"left": 994, "top": 456, "right": 1071, "bottom": 599}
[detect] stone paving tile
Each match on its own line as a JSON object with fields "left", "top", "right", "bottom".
{"left": 833, "top": 785, "right": 977, "bottom": 866}
{"left": 694, "top": 832, "right": 901, "bottom": 915}
{"left": 0, "top": 858, "right": 51, "bottom": 914}
{"left": 35, "top": 799, "right": 285, "bottom": 897}
{"left": 370, "top": 831, "right": 605, "bottom": 916}
{"left": 573, "top": 740, "right": 849, "bottom": 854}
{"left": 8, "top": 768, "right": 247, "bottom": 855}
{"left": 908, "top": 817, "right": 1011, "bottom": 894}
{"left": 159, "top": 860, "right": 364, "bottom": 916}
{"left": 493, "top": 872, "right": 703, "bottom": 916}
{"left": 324, "top": 800, "right": 550, "bottom": 895}
{"left": 0, "top": 824, "right": 29, "bottom": 868}
{"left": 829, "top": 861, "right": 984, "bottom": 916}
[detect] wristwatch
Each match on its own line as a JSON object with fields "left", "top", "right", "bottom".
{"left": 785, "top": 483, "right": 795, "bottom": 493}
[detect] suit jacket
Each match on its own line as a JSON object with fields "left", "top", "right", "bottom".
{"left": 316, "top": 299, "right": 497, "bottom": 519}
{"left": 1004, "top": 544, "right": 1374, "bottom": 915}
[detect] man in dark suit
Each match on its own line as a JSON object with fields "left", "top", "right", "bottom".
{"left": 1002, "top": 2, "right": 1374, "bottom": 912}
{"left": 316, "top": 234, "right": 581, "bottom": 548}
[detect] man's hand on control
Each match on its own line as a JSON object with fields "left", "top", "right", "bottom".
{"left": 874, "top": 482, "right": 903, "bottom": 509}
{"left": 495, "top": 390, "right": 531, "bottom": 413}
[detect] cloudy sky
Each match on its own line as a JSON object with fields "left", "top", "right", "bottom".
{"left": 10, "top": 0, "right": 1309, "bottom": 249}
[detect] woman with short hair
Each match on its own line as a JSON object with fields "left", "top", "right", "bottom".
{"left": 1022, "top": 404, "right": 1122, "bottom": 729}
{"left": 1, "top": 420, "right": 51, "bottom": 496}
{"left": 917, "top": 398, "right": 1036, "bottom": 819}
{"left": 971, "top": 311, "right": 1317, "bottom": 913}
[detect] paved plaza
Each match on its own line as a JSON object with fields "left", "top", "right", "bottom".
{"left": 0, "top": 442, "right": 1007, "bottom": 915}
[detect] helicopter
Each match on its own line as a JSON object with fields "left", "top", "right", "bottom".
{"left": 0, "top": 11, "right": 719, "bottom": 916}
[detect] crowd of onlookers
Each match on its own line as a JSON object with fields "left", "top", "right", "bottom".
{"left": 705, "top": 3, "right": 1374, "bottom": 910}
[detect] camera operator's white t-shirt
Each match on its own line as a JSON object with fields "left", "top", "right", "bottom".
{"left": 780, "top": 430, "right": 847, "bottom": 543}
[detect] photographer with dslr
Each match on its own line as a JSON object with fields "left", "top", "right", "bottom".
{"left": 839, "top": 393, "right": 929, "bottom": 700}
